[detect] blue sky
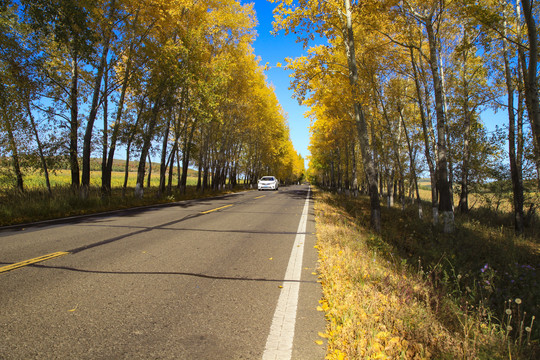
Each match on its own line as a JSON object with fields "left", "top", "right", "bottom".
{"left": 245, "top": 1, "right": 313, "bottom": 166}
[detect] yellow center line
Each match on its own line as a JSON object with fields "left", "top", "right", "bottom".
{"left": 0, "top": 251, "right": 69, "bottom": 274}
{"left": 255, "top": 195, "right": 266, "bottom": 199}
{"left": 200, "top": 204, "right": 233, "bottom": 214}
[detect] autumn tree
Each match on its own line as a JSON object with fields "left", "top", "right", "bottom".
{"left": 1, "top": 1, "right": 58, "bottom": 193}
{"left": 272, "top": 0, "right": 384, "bottom": 232}
{"left": 21, "top": 0, "right": 98, "bottom": 189}
{"left": 459, "top": 0, "right": 537, "bottom": 233}
{"left": 386, "top": 0, "right": 456, "bottom": 232}
{"left": 101, "top": 2, "right": 148, "bottom": 196}
{"left": 1, "top": 0, "right": 304, "bottom": 200}
{"left": 519, "top": 0, "right": 540, "bottom": 188}
{"left": 1, "top": 2, "right": 29, "bottom": 192}
{"left": 80, "top": 0, "right": 118, "bottom": 198}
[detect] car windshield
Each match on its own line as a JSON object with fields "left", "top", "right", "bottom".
{"left": 261, "top": 177, "right": 275, "bottom": 181}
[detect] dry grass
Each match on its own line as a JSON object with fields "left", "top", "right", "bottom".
{"left": 1, "top": 169, "right": 199, "bottom": 190}
{"left": 313, "top": 189, "right": 539, "bottom": 359}
{"left": 417, "top": 188, "right": 515, "bottom": 213}
{"left": 417, "top": 185, "right": 539, "bottom": 215}
{"left": 0, "top": 170, "right": 238, "bottom": 227}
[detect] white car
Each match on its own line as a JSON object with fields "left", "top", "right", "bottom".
{"left": 258, "top": 176, "right": 279, "bottom": 191}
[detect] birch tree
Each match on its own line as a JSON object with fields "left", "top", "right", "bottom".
{"left": 272, "top": 0, "right": 383, "bottom": 232}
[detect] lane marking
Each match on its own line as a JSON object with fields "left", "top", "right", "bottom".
{"left": 262, "top": 187, "right": 310, "bottom": 360}
{"left": 3, "top": 202, "right": 234, "bottom": 273}
{"left": 200, "top": 204, "right": 233, "bottom": 214}
{"left": 255, "top": 195, "right": 266, "bottom": 199}
{"left": 0, "top": 251, "right": 69, "bottom": 274}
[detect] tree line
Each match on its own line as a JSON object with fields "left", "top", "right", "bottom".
{"left": 0, "top": 0, "right": 304, "bottom": 199}
{"left": 272, "top": 0, "right": 539, "bottom": 234}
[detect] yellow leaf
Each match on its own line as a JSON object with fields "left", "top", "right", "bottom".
{"left": 318, "top": 331, "right": 329, "bottom": 338}
{"left": 315, "top": 340, "right": 323, "bottom": 345}
{"left": 372, "top": 342, "right": 384, "bottom": 352}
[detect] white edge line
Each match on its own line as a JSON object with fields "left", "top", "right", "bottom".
{"left": 262, "top": 187, "right": 311, "bottom": 360}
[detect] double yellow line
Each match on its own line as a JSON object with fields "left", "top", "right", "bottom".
{"left": 0, "top": 251, "right": 69, "bottom": 274}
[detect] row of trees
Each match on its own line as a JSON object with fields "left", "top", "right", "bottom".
{"left": 0, "top": 0, "right": 304, "bottom": 198}
{"left": 272, "top": 0, "right": 539, "bottom": 234}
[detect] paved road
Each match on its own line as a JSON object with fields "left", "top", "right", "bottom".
{"left": 0, "top": 184, "right": 325, "bottom": 359}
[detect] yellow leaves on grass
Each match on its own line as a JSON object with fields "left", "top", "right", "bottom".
{"left": 375, "top": 331, "right": 391, "bottom": 341}
{"left": 332, "top": 349, "right": 346, "bottom": 360}
{"left": 314, "top": 197, "right": 456, "bottom": 359}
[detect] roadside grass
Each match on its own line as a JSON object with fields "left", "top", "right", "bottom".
{"left": 417, "top": 188, "right": 516, "bottom": 213}
{"left": 417, "top": 187, "right": 539, "bottom": 216}
{"left": 314, "top": 189, "right": 539, "bottom": 359}
{"left": 0, "top": 170, "right": 242, "bottom": 227}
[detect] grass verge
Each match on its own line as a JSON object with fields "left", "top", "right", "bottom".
{"left": 0, "top": 184, "right": 245, "bottom": 227}
{"left": 314, "top": 188, "right": 539, "bottom": 359}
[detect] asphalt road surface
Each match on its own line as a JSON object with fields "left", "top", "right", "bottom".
{"left": 0, "top": 184, "right": 325, "bottom": 360}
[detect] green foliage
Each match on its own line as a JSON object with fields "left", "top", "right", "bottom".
{"left": 20, "top": 0, "right": 97, "bottom": 58}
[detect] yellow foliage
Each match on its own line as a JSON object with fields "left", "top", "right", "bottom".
{"left": 313, "top": 192, "right": 469, "bottom": 359}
